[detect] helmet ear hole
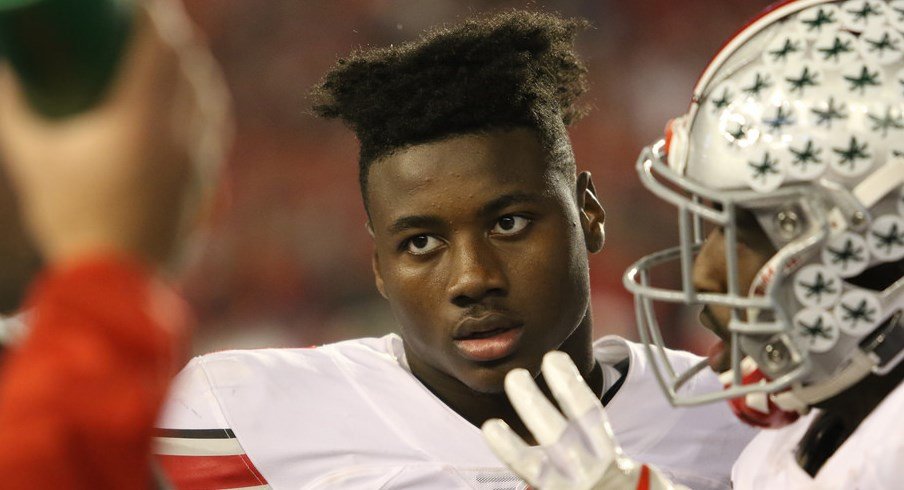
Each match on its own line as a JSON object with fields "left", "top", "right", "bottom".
{"left": 774, "top": 209, "right": 802, "bottom": 240}
{"left": 752, "top": 203, "right": 806, "bottom": 250}
{"left": 845, "top": 258, "right": 904, "bottom": 292}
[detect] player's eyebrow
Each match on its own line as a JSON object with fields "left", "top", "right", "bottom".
{"left": 387, "top": 215, "right": 444, "bottom": 235}
{"left": 387, "top": 192, "right": 542, "bottom": 235}
{"left": 478, "top": 192, "right": 543, "bottom": 217}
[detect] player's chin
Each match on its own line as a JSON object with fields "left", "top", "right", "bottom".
{"left": 709, "top": 341, "right": 733, "bottom": 373}
{"left": 461, "top": 355, "right": 541, "bottom": 394}
{"left": 456, "top": 362, "right": 515, "bottom": 394}
{"left": 699, "top": 306, "right": 731, "bottom": 341}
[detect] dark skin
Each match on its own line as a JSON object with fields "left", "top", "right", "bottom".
{"left": 0, "top": 168, "right": 41, "bottom": 314}
{"left": 366, "top": 128, "right": 606, "bottom": 443}
{"left": 693, "top": 209, "right": 903, "bottom": 474}
{"left": 692, "top": 209, "right": 775, "bottom": 372}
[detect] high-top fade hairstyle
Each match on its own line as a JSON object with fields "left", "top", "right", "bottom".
{"left": 311, "top": 10, "right": 590, "bottom": 207}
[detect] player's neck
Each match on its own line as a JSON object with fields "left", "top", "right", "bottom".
{"left": 796, "top": 360, "right": 903, "bottom": 475}
{"left": 817, "top": 361, "right": 903, "bottom": 422}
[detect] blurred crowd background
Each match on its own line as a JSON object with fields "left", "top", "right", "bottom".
{"left": 169, "top": 0, "right": 776, "bottom": 355}
{"left": 177, "top": 0, "right": 769, "bottom": 352}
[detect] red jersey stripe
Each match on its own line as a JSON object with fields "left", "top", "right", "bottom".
{"left": 635, "top": 464, "right": 651, "bottom": 490}
{"left": 156, "top": 453, "right": 268, "bottom": 489}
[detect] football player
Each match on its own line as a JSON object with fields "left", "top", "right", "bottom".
{"left": 153, "top": 10, "right": 755, "bottom": 490}
{"left": 483, "top": 1, "right": 903, "bottom": 489}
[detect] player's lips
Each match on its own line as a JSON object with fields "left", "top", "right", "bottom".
{"left": 452, "top": 314, "right": 524, "bottom": 362}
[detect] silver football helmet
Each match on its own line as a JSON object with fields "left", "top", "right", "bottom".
{"left": 624, "top": 0, "right": 904, "bottom": 427}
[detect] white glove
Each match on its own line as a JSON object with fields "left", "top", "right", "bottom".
{"left": 482, "top": 351, "right": 687, "bottom": 490}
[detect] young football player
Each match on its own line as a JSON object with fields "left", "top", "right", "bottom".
{"left": 154, "top": 11, "right": 755, "bottom": 489}
{"left": 484, "top": 1, "right": 903, "bottom": 489}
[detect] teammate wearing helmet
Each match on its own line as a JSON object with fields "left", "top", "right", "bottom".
{"left": 484, "top": 1, "right": 903, "bottom": 489}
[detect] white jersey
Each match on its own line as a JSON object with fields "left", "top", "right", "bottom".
{"left": 732, "top": 380, "right": 904, "bottom": 489}
{"left": 155, "top": 334, "right": 756, "bottom": 489}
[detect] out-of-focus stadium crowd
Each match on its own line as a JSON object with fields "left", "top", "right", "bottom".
{"left": 0, "top": 0, "right": 775, "bottom": 356}
{"left": 173, "top": 0, "right": 774, "bottom": 354}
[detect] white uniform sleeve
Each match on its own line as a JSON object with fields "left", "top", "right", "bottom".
{"left": 153, "top": 356, "right": 271, "bottom": 488}
{"left": 157, "top": 356, "right": 231, "bottom": 431}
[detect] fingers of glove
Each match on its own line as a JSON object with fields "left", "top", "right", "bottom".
{"left": 505, "top": 368, "right": 567, "bottom": 446}
{"left": 542, "top": 351, "right": 604, "bottom": 420}
{"left": 541, "top": 422, "right": 606, "bottom": 486}
{"left": 542, "top": 351, "right": 621, "bottom": 464}
{"left": 481, "top": 418, "right": 545, "bottom": 486}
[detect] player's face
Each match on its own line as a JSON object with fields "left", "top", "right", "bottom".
{"left": 692, "top": 210, "right": 774, "bottom": 371}
{"left": 366, "top": 128, "right": 604, "bottom": 394}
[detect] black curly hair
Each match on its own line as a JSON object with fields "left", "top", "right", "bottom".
{"left": 311, "top": 10, "right": 590, "bottom": 206}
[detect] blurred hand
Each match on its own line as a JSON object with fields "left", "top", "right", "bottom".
{"left": 482, "top": 351, "right": 687, "bottom": 490}
{"left": 0, "top": 0, "right": 231, "bottom": 268}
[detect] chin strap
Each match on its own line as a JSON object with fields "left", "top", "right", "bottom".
{"left": 720, "top": 358, "right": 802, "bottom": 429}
{"left": 727, "top": 309, "right": 903, "bottom": 424}
{"left": 771, "top": 350, "right": 875, "bottom": 413}
{"left": 723, "top": 350, "right": 881, "bottom": 428}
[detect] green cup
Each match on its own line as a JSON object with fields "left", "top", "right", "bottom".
{"left": 0, "top": 0, "right": 135, "bottom": 117}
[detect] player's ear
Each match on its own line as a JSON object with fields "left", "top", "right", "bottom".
{"left": 576, "top": 171, "right": 605, "bottom": 253}
{"left": 366, "top": 220, "right": 388, "bottom": 298}
{"left": 372, "top": 250, "right": 388, "bottom": 299}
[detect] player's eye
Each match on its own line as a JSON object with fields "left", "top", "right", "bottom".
{"left": 404, "top": 234, "right": 443, "bottom": 255}
{"left": 491, "top": 215, "right": 530, "bottom": 236}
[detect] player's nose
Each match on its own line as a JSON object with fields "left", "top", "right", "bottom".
{"left": 447, "top": 237, "right": 508, "bottom": 306}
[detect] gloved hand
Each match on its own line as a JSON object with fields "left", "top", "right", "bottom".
{"left": 482, "top": 351, "right": 687, "bottom": 490}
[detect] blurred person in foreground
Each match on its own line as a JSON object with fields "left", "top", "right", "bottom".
{"left": 153, "top": 10, "right": 755, "bottom": 489}
{"left": 0, "top": 0, "right": 229, "bottom": 487}
{"left": 483, "top": 1, "right": 904, "bottom": 489}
